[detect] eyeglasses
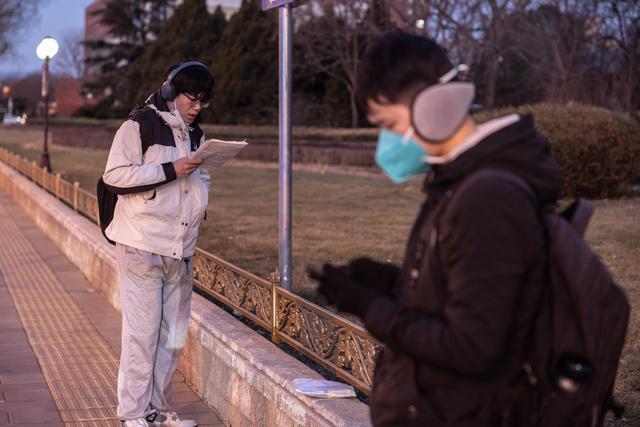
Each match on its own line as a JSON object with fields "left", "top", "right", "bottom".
{"left": 184, "top": 93, "right": 211, "bottom": 109}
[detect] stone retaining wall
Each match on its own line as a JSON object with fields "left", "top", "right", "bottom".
{"left": 0, "top": 161, "right": 371, "bottom": 427}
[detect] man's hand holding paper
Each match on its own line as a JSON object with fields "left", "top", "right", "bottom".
{"left": 192, "top": 138, "right": 248, "bottom": 171}
{"left": 173, "top": 157, "right": 203, "bottom": 176}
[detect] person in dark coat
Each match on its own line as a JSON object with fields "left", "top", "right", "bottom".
{"left": 309, "top": 30, "right": 563, "bottom": 426}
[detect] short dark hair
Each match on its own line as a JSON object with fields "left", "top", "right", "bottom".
{"left": 354, "top": 30, "right": 453, "bottom": 116}
{"left": 164, "top": 61, "right": 214, "bottom": 102}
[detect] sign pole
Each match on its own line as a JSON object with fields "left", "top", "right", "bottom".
{"left": 278, "top": 3, "right": 293, "bottom": 291}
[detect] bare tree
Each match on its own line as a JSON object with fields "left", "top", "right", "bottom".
{"left": 295, "top": 0, "right": 638, "bottom": 119}
{"left": 0, "top": 0, "right": 40, "bottom": 60}
{"left": 53, "top": 30, "right": 85, "bottom": 79}
{"left": 394, "top": 0, "right": 635, "bottom": 108}
{"left": 532, "top": 0, "right": 603, "bottom": 103}
{"left": 295, "top": 0, "right": 388, "bottom": 127}
{"left": 389, "top": 0, "right": 480, "bottom": 60}
{"left": 390, "top": 0, "right": 539, "bottom": 108}
{"left": 603, "top": 0, "right": 640, "bottom": 109}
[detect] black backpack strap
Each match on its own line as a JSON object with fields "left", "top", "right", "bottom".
{"left": 418, "top": 169, "right": 544, "bottom": 291}
{"left": 438, "top": 169, "right": 540, "bottom": 231}
{"left": 96, "top": 177, "right": 117, "bottom": 246}
{"left": 559, "top": 199, "right": 593, "bottom": 237}
{"left": 466, "top": 170, "right": 593, "bottom": 237}
{"left": 460, "top": 169, "right": 536, "bottom": 203}
{"left": 421, "top": 169, "right": 538, "bottom": 246}
{"left": 452, "top": 170, "right": 553, "bottom": 416}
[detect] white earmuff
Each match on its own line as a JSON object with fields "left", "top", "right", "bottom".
{"left": 410, "top": 65, "right": 476, "bottom": 143}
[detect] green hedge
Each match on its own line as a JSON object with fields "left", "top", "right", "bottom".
{"left": 476, "top": 103, "right": 640, "bottom": 199}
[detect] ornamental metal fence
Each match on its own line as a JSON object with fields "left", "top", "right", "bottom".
{"left": 0, "top": 147, "right": 380, "bottom": 395}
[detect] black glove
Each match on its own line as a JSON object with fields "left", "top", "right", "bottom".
{"left": 308, "top": 264, "right": 378, "bottom": 319}
{"left": 347, "top": 257, "right": 400, "bottom": 295}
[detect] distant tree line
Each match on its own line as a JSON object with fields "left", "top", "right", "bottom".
{"left": 78, "top": 0, "right": 639, "bottom": 127}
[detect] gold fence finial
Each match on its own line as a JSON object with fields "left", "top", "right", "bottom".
{"left": 270, "top": 269, "right": 281, "bottom": 287}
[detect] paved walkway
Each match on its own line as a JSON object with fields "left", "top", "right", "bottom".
{"left": 0, "top": 191, "right": 223, "bottom": 426}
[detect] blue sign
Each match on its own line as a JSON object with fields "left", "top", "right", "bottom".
{"left": 261, "top": 0, "right": 296, "bottom": 11}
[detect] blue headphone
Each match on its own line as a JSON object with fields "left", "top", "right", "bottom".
{"left": 160, "top": 61, "right": 210, "bottom": 101}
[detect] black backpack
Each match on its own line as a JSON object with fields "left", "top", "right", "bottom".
{"left": 461, "top": 170, "right": 629, "bottom": 426}
{"left": 96, "top": 177, "right": 117, "bottom": 245}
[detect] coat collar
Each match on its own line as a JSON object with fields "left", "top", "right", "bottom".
{"left": 147, "top": 103, "right": 184, "bottom": 130}
{"left": 423, "top": 114, "right": 539, "bottom": 202}
{"left": 128, "top": 90, "right": 204, "bottom": 143}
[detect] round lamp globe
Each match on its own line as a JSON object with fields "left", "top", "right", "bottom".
{"left": 36, "top": 37, "right": 59, "bottom": 60}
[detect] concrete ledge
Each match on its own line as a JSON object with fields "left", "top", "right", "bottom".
{"left": 0, "top": 162, "right": 371, "bottom": 427}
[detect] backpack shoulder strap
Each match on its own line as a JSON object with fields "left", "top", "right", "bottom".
{"left": 457, "top": 169, "right": 593, "bottom": 237}
{"left": 421, "top": 169, "right": 538, "bottom": 245}
{"left": 129, "top": 106, "right": 160, "bottom": 155}
{"left": 453, "top": 168, "right": 537, "bottom": 211}
{"left": 559, "top": 199, "right": 593, "bottom": 237}
{"left": 96, "top": 177, "right": 117, "bottom": 246}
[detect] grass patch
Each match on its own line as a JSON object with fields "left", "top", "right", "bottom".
{"left": 1, "top": 127, "right": 638, "bottom": 420}
{"left": 0, "top": 127, "right": 421, "bottom": 298}
{"left": 31, "top": 117, "right": 379, "bottom": 142}
{"left": 587, "top": 199, "right": 640, "bottom": 425}
{"left": 0, "top": 130, "right": 110, "bottom": 192}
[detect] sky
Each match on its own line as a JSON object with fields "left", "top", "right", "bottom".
{"left": 0, "top": 0, "right": 95, "bottom": 78}
{"left": 0, "top": 0, "right": 243, "bottom": 79}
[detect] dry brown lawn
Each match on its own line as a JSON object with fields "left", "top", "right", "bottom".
{"left": 0, "top": 129, "right": 421, "bottom": 299}
{"left": 589, "top": 200, "right": 640, "bottom": 425}
{"left": 1, "top": 127, "right": 638, "bottom": 423}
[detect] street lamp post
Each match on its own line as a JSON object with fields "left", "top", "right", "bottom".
{"left": 2, "top": 86, "right": 11, "bottom": 116}
{"left": 36, "top": 36, "right": 59, "bottom": 172}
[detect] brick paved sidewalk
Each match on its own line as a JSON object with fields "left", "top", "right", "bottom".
{"left": 0, "top": 191, "right": 224, "bottom": 427}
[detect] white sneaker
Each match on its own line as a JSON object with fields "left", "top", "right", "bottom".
{"left": 147, "top": 410, "right": 197, "bottom": 427}
{"left": 120, "top": 418, "right": 149, "bottom": 427}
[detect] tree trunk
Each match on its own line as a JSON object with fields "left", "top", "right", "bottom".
{"left": 484, "top": 55, "right": 498, "bottom": 109}
{"left": 350, "top": 89, "right": 359, "bottom": 128}
{"left": 625, "top": 54, "right": 636, "bottom": 109}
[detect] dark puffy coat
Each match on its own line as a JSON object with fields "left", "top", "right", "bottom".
{"left": 364, "top": 114, "right": 563, "bottom": 426}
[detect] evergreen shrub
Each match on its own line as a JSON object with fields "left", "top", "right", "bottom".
{"left": 476, "top": 103, "right": 640, "bottom": 198}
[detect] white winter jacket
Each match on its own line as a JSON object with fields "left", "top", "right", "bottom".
{"left": 103, "top": 93, "right": 210, "bottom": 259}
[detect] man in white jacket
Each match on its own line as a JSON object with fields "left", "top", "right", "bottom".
{"left": 102, "top": 61, "right": 213, "bottom": 427}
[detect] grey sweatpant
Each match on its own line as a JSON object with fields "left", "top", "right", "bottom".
{"left": 116, "top": 243, "right": 193, "bottom": 420}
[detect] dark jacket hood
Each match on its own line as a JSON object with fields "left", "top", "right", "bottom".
{"left": 146, "top": 90, "right": 170, "bottom": 112}
{"left": 128, "top": 90, "right": 170, "bottom": 118}
{"left": 426, "top": 114, "right": 563, "bottom": 207}
{"left": 128, "top": 90, "right": 203, "bottom": 134}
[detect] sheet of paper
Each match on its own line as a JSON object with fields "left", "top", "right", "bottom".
{"left": 292, "top": 378, "right": 357, "bottom": 398}
{"left": 192, "top": 138, "right": 248, "bottom": 171}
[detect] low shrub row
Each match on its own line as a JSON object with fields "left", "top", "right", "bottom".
{"left": 477, "top": 103, "right": 640, "bottom": 198}
{"left": 34, "top": 103, "right": 640, "bottom": 198}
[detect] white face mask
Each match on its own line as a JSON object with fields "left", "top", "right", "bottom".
{"left": 170, "top": 101, "right": 192, "bottom": 131}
